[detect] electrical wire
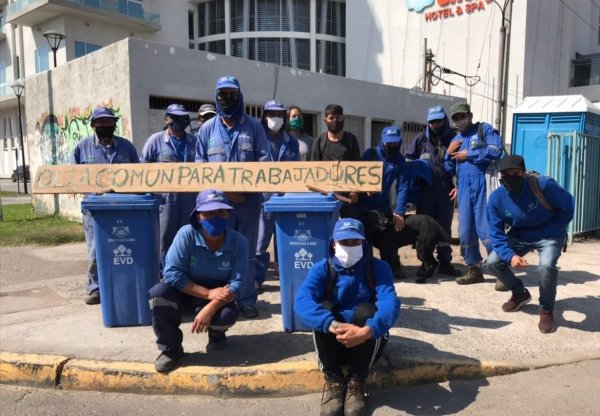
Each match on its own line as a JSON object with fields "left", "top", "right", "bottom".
{"left": 559, "top": 0, "right": 599, "bottom": 33}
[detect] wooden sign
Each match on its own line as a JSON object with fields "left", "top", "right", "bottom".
{"left": 32, "top": 161, "right": 383, "bottom": 194}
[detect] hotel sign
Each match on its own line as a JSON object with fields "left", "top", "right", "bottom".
{"left": 406, "top": 0, "right": 493, "bottom": 22}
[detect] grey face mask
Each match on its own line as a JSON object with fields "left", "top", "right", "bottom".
{"left": 452, "top": 118, "right": 471, "bottom": 133}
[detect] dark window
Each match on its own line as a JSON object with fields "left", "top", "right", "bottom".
{"left": 198, "top": 40, "right": 226, "bottom": 54}
{"left": 188, "top": 10, "right": 194, "bottom": 40}
{"left": 316, "top": 40, "right": 345, "bottom": 76}
{"left": 316, "top": 0, "right": 345, "bottom": 36}
{"left": 198, "top": 0, "right": 225, "bottom": 37}
{"left": 230, "top": 0, "right": 310, "bottom": 33}
{"left": 74, "top": 41, "right": 102, "bottom": 58}
{"left": 570, "top": 53, "right": 600, "bottom": 87}
{"left": 149, "top": 96, "right": 207, "bottom": 112}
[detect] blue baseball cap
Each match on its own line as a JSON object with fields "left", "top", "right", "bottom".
{"left": 381, "top": 126, "right": 402, "bottom": 144}
{"left": 333, "top": 218, "right": 365, "bottom": 241}
{"left": 216, "top": 76, "right": 241, "bottom": 90}
{"left": 427, "top": 106, "right": 446, "bottom": 122}
{"left": 166, "top": 104, "right": 189, "bottom": 117}
{"left": 193, "top": 189, "right": 233, "bottom": 212}
{"left": 91, "top": 107, "right": 119, "bottom": 122}
{"left": 264, "top": 100, "right": 286, "bottom": 111}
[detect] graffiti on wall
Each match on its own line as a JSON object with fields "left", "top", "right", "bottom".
{"left": 34, "top": 100, "right": 130, "bottom": 166}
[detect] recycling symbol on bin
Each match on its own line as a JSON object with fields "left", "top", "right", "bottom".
{"left": 113, "top": 245, "right": 132, "bottom": 256}
{"left": 294, "top": 248, "right": 313, "bottom": 261}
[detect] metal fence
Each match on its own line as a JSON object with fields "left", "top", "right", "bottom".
{"left": 547, "top": 131, "right": 600, "bottom": 241}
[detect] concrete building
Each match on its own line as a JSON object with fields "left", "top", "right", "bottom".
{"left": 1, "top": 0, "right": 598, "bottom": 179}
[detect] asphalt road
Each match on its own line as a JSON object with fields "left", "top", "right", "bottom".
{"left": 1, "top": 359, "right": 599, "bottom": 416}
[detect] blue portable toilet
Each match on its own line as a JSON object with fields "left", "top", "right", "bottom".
{"left": 511, "top": 95, "right": 600, "bottom": 175}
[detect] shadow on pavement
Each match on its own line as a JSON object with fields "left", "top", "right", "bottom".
{"left": 556, "top": 296, "right": 600, "bottom": 332}
{"left": 512, "top": 268, "right": 599, "bottom": 287}
{"left": 395, "top": 296, "right": 511, "bottom": 335}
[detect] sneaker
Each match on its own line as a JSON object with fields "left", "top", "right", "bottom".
{"left": 320, "top": 377, "right": 346, "bottom": 416}
{"left": 456, "top": 266, "right": 485, "bottom": 285}
{"left": 207, "top": 329, "right": 227, "bottom": 351}
{"left": 154, "top": 347, "right": 184, "bottom": 373}
{"left": 502, "top": 289, "right": 532, "bottom": 312}
{"left": 495, "top": 279, "right": 510, "bottom": 292}
{"left": 84, "top": 292, "right": 100, "bottom": 305}
{"left": 437, "top": 263, "right": 462, "bottom": 277}
{"left": 538, "top": 309, "right": 555, "bottom": 333}
{"left": 344, "top": 378, "right": 368, "bottom": 416}
{"left": 240, "top": 305, "right": 259, "bottom": 319}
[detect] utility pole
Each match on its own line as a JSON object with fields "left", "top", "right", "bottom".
{"left": 422, "top": 38, "right": 428, "bottom": 91}
{"left": 493, "top": 0, "right": 514, "bottom": 149}
{"left": 422, "top": 38, "right": 435, "bottom": 93}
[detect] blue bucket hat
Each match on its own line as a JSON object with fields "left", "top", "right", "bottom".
{"left": 381, "top": 126, "right": 402, "bottom": 144}
{"left": 91, "top": 107, "right": 119, "bottom": 122}
{"left": 264, "top": 100, "right": 286, "bottom": 112}
{"left": 333, "top": 218, "right": 365, "bottom": 241}
{"left": 166, "top": 104, "right": 189, "bottom": 117}
{"left": 216, "top": 76, "right": 241, "bottom": 90}
{"left": 427, "top": 106, "right": 446, "bottom": 122}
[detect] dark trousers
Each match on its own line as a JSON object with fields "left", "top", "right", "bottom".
{"left": 416, "top": 182, "right": 455, "bottom": 265}
{"left": 148, "top": 282, "right": 239, "bottom": 353}
{"left": 313, "top": 302, "right": 387, "bottom": 381}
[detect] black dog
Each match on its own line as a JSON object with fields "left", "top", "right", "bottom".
{"left": 363, "top": 211, "right": 451, "bottom": 283}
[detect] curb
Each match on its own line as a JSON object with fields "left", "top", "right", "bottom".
{"left": 1, "top": 351, "right": 532, "bottom": 396}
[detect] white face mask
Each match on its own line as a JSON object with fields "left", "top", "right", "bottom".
{"left": 452, "top": 118, "right": 471, "bottom": 133}
{"left": 267, "top": 117, "right": 284, "bottom": 132}
{"left": 334, "top": 242, "right": 363, "bottom": 268}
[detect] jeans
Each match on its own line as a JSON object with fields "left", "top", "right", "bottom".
{"left": 486, "top": 236, "right": 564, "bottom": 311}
{"left": 255, "top": 209, "right": 275, "bottom": 287}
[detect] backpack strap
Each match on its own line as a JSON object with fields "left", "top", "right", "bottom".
{"left": 477, "top": 122, "right": 485, "bottom": 144}
{"left": 325, "top": 257, "right": 376, "bottom": 302}
{"left": 527, "top": 173, "right": 553, "bottom": 210}
{"left": 318, "top": 133, "right": 328, "bottom": 160}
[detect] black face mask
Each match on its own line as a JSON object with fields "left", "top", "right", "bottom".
{"left": 431, "top": 126, "right": 444, "bottom": 136}
{"left": 217, "top": 91, "right": 240, "bottom": 115}
{"left": 500, "top": 175, "right": 525, "bottom": 193}
{"left": 326, "top": 120, "right": 344, "bottom": 134}
{"left": 383, "top": 144, "right": 400, "bottom": 155}
{"left": 95, "top": 126, "right": 116, "bottom": 140}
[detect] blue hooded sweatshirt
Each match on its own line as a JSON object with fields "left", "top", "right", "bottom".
{"left": 294, "top": 239, "right": 400, "bottom": 339}
{"left": 487, "top": 175, "right": 574, "bottom": 263}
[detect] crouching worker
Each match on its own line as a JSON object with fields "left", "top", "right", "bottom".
{"left": 294, "top": 218, "right": 400, "bottom": 416}
{"left": 148, "top": 189, "right": 248, "bottom": 373}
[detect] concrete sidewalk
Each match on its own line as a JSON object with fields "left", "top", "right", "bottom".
{"left": 1, "top": 240, "right": 599, "bottom": 396}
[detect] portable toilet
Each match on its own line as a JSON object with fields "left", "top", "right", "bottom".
{"left": 511, "top": 95, "right": 600, "bottom": 175}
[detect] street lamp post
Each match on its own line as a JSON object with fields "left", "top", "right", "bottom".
{"left": 493, "top": 0, "right": 514, "bottom": 149}
{"left": 14, "top": 146, "right": 21, "bottom": 194}
{"left": 11, "top": 82, "right": 27, "bottom": 194}
{"left": 43, "top": 31, "right": 66, "bottom": 68}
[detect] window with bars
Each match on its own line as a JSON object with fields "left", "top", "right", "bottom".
{"left": 199, "top": 40, "right": 226, "bottom": 54}
{"left": 230, "top": 0, "right": 310, "bottom": 33}
{"left": 231, "top": 37, "right": 310, "bottom": 69}
{"left": 198, "top": 0, "right": 225, "bottom": 37}
{"left": 316, "top": 0, "right": 345, "bottom": 36}
{"left": 316, "top": 40, "right": 345, "bottom": 76}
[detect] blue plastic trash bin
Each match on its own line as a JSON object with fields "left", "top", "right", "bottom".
{"left": 81, "top": 194, "right": 161, "bottom": 327}
{"left": 264, "top": 193, "right": 342, "bottom": 332}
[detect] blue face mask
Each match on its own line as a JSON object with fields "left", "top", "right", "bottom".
{"left": 200, "top": 217, "right": 228, "bottom": 236}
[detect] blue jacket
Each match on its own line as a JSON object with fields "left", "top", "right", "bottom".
{"left": 443, "top": 122, "right": 503, "bottom": 180}
{"left": 195, "top": 114, "right": 270, "bottom": 163}
{"left": 487, "top": 176, "right": 574, "bottom": 263}
{"left": 265, "top": 129, "right": 301, "bottom": 162}
{"left": 71, "top": 135, "right": 139, "bottom": 165}
{"left": 141, "top": 130, "right": 197, "bottom": 163}
{"left": 360, "top": 143, "right": 409, "bottom": 215}
{"left": 162, "top": 224, "right": 248, "bottom": 299}
{"left": 294, "top": 241, "right": 400, "bottom": 339}
{"left": 405, "top": 116, "right": 454, "bottom": 182}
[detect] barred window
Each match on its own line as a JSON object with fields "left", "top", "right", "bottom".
{"left": 198, "top": 0, "right": 225, "bottom": 37}
{"left": 231, "top": 0, "right": 310, "bottom": 33}
{"left": 316, "top": 40, "right": 345, "bottom": 76}
{"left": 316, "top": 0, "right": 345, "bottom": 36}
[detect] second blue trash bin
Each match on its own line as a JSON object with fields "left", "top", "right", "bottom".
{"left": 264, "top": 193, "right": 342, "bottom": 332}
{"left": 81, "top": 193, "right": 161, "bottom": 327}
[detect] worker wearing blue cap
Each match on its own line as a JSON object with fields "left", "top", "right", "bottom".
{"left": 71, "top": 107, "right": 139, "bottom": 305}
{"left": 195, "top": 76, "right": 270, "bottom": 319}
{"left": 255, "top": 100, "right": 300, "bottom": 290}
{"left": 405, "top": 106, "right": 462, "bottom": 278}
{"left": 141, "top": 104, "right": 197, "bottom": 276}
{"left": 356, "top": 126, "right": 410, "bottom": 279}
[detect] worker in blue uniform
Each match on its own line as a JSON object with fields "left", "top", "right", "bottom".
{"left": 294, "top": 218, "right": 400, "bottom": 416}
{"left": 195, "top": 76, "right": 270, "bottom": 319}
{"left": 405, "top": 106, "right": 462, "bottom": 278}
{"left": 71, "top": 107, "right": 139, "bottom": 305}
{"left": 255, "top": 100, "right": 300, "bottom": 290}
{"left": 141, "top": 104, "right": 197, "bottom": 275}
{"left": 486, "top": 155, "right": 574, "bottom": 334}
{"left": 358, "top": 126, "right": 410, "bottom": 279}
{"left": 148, "top": 189, "right": 248, "bottom": 373}
{"left": 444, "top": 102, "right": 503, "bottom": 285}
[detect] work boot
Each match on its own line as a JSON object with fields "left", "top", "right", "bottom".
{"left": 502, "top": 289, "right": 532, "bottom": 312}
{"left": 456, "top": 266, "right": 484, "bottom": 285}
{"left": 84, "top": 292, "right": 100, "bottom": 305}
{"left": 437, "top": 263, "right": 462, "bottom": 277}
{"left": 392, "top": 266, "right": 406, "bottom": 280}
{"left": 154, "top": 346, "right": 184, "bottom": 373}
{"left": 344, "top": 377, "right": 368, "bottom": 416}
{"left": 207, "top": 329, "right": 227, "bottom": 352}
{"left": 415, "top": 264, "right": 427, "bottom": 278}
{"left": 538, "top": 309, "right": 555, "bottom": 333}
{"left": 240, "top": 305, "right": 259, "bottom": 319}
{"left": 320, "top": 376, "right": 346, "bottom": 416}
{"left": 495, "top": 279, "right": 510, "bottom": 291}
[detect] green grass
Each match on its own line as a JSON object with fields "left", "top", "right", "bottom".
{"left": 1, "top": 191, "right": 21, "bottom": 197}
{"left": 0, "top": 204, "right": 85, "bottom": 246}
